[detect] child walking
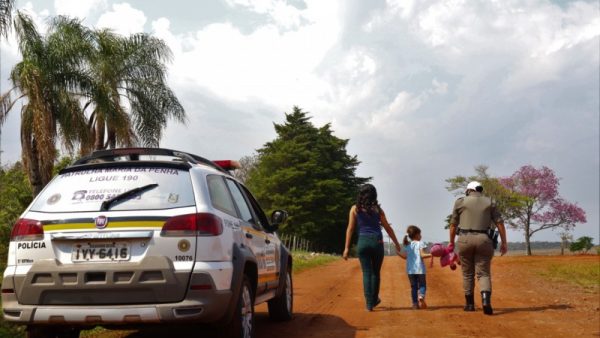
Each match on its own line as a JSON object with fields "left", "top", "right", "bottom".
{"left": 401, "top": 225, "right": 431, "bottom": 309}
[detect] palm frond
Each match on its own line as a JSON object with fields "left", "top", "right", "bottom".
{"left": 0, "top": 0, "right": 14, "bottom": 37}
{"left": 13, "top": 11, "right": 44, "bottom": 60}
{"left": 0, "top": 86, "right": 23, "bottom": 125}
{"left": 54, "top": 89, "right": 90, "bottom": 151}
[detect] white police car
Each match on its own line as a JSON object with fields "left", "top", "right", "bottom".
{"left": 2, "top": 148, "right": 293, "bottom": 338}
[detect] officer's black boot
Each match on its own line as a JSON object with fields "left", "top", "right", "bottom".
{"left": 481, "top": 291, "right": 493, "bottom": 315}
{"left": 464, "top": 294, "right": 475, "bottom": 312}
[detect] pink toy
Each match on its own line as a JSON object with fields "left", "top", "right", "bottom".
{"left": 429, "top": 243, "right": 460, "bottom": 270}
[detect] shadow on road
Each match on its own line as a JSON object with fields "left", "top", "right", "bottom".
{"left": 493, "top": 304, "right": 573, "bottom": 315}
{"left": 110, "top": 325, "right": 223, "bottom": 338}
{"left": 98, "top": 312, "right": 358, "bottom": 338}
{"left": 255, "top": 312, "right": 358, "bottom": 338}
{"left": 375, "top": 305, "right": 464, "bottom": 311}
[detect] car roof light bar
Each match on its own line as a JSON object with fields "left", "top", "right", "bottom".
{"left": 212, "top": 160, "right": 241, "bottom": 171}
{"left": 72, "top": 148, "right": 235, "bottom": 175}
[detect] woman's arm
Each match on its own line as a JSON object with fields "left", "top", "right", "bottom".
{"left": 379, "top": 208, "right": 402, "bottom": 255}
{"left": 343, "top": 206, "right": 357, "bottom": 260}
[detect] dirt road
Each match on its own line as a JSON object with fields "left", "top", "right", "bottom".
{"left": 253, "top": 255, "right": 599, "bottom": 338}
{"left": 90, "top": 255, "right": 599, "bottom": 338}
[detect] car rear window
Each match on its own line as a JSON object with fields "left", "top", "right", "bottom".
{"left": 206, "top": 175, "right": 238, "bottom": 217}
{"left": 31, "top": 167, "right": 195, "bottom": 212}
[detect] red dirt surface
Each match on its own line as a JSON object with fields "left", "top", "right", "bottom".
{"left": 253, "top": 255, "right": 599, "bottom": 338}
{"left": 90, "top": 255, "right": 600, "bottom": 338}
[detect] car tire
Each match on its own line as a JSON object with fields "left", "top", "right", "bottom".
{"left": 226, "top": 275, "right": 254, "bottom": 338}
{"left": 267, "top": 266, "right": 293, "bottom": 321}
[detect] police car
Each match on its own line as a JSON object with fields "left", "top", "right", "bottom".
{"left": 2, "top": 148, "right": 293, "bottom": 338}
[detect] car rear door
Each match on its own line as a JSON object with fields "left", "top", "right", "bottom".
{"left": 12, "top": 164, "right": 198, "bottom": 305}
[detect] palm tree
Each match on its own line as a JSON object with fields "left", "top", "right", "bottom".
{"left": 0, "top": 0, "right": 14, "bottom": 37}
{"left": 1, "top": 13, "right": 185, "bottom": 194}
{"left": 0, "top": 13, "right": 89, "bottom": 194}
{"left": 81, "top": 29, "right": 185, "bottom": 152}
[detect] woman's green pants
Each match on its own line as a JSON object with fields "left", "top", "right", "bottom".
{"left": 357, "top": 234, "right": 384, "bottom": 309}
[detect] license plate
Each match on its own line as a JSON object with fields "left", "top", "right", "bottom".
{"left": 72, "top": 242, "right": 130, "bottom": 262}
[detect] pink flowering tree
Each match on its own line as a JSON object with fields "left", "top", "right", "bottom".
{"left": 500, "top": 165, "right": 587, "bottom": 255}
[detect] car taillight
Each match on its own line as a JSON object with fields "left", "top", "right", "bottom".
{"left": 10, "top": 218, "right": 44, "bottom": 241}
{"left": 160, "top": 213, "right": 223, "bottom": 237}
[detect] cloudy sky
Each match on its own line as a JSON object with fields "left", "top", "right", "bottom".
{"left": 1, "top": 0, "right": 598, "bottom": 246}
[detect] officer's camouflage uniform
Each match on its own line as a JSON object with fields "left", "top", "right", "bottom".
{"left": 450, "top": 191, "right": 502, "bottom": 295}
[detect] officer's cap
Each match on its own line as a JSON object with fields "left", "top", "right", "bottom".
{"left": 466, "top": 181, "right": 482, "bottom": 192}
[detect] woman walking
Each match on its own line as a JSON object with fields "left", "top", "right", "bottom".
{"left": 343, "top": 184, "right": 402, "bottom": 311}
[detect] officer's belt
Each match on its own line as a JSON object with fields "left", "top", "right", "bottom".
{"left": 458, "top": 228, "right": 488, "bottom": 234}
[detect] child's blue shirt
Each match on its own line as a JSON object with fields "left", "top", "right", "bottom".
{"left": 404, "top": 240, "right": 426, "bottom": 275}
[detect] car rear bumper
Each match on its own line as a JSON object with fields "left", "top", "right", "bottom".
{"left": 2, "top": 288, "right": 233, "bottom": 325}
{"left": 1, "top": 260, "right": 235, "bottom": 325}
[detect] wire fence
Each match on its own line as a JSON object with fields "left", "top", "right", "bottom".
{"left": 278, "top": 233, "right": 398, "bottom": 255}
{"left": 279, "top": 233, "right": 317, "bottom": 252}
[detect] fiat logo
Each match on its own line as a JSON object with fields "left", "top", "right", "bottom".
{"left": 95, "top": 216, "right": 109, "bottom": 229}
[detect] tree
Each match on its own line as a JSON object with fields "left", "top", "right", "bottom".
{"left": 0, "top": 13, "right": 89, "bottom": 195}
{"left": 500, "top": 165, "right": 587, "bottom": 256}
{"left": 1, "top": 14, "right": 185, "bottom": 194}
{"left": 233, "top": 155, "right": 258, "bottom": 184}
{"left": 0, "top": 162, "right": 33, "bottom": 259}
{"left": 569, "top": 236, "right": 594, "bottom": 254}
{"left": 246, "top": 106, "right": 370, "bottom": 253}
{"left": 558, "top": 231, "right": 573, "bottom": 256}
{"left": 80, "top": 28, "right": 185, "bottom": 152}
{"left": 0, "top": 0, "right": 13, "bottom": 37}
{"left": 445, "top": 165, "right": 516, "bottom": 228}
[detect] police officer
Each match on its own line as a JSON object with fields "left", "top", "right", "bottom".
{"left": 449, "top": 181, "right": 507, "bottom": 315}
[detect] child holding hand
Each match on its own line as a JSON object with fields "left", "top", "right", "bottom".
{"left": 400, "top": 225, "right": 431, "bottom": 309}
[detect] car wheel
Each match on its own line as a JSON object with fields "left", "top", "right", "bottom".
{"left": 267, "top": 266, "right": 293, "bottom": 321}
{"left": 227, "top": 275, "right": 254, "bottom": 338}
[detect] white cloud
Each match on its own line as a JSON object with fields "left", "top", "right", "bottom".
{"left": 224, "top": 0, "right": 305, "bottom": 29}
{"left": 370, "top": 91, "right": 420, "bottom": 130}
{"left": 153, "top": 0, "right": 341, "bottom": 119}
{"left": 54, "top": 0, "right": 106, "bottom": 19}
{"left": 96, "top": 3, "right": 146, "bottom": 35}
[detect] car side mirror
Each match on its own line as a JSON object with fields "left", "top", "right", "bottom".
{"left": 270, "top": 210, "right": 288, "bottom": 229}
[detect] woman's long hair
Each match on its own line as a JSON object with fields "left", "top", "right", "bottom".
{"left": 356, "top": 184, "right": 380, "bottom": 214}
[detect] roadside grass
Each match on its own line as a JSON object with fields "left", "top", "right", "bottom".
{"left": 80, "top": 326, "right": 133, "bottom": 338}
{"left": 538, "top": 260, "right": 600, "bottom": 292}
{"left": 292, "top": 250, "right": 339, "bottom": 274}
{"left": 0, "top": 315, "right": 24, "bottom": 338}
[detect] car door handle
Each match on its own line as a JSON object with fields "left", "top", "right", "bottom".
{"left": 265, "top": 239, "right": 271, "bottom": 244}
{"left": 245, "top": 233, "right": 253, "bottom": 239}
